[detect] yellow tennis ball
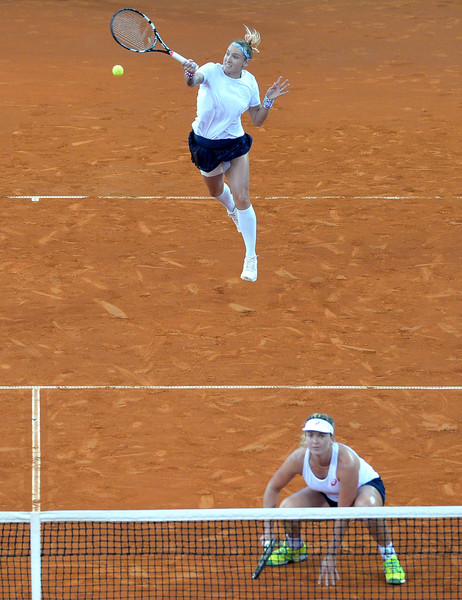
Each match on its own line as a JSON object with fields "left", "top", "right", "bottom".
{"left": 112, "top": 65, "right": 124, "bottom": 77}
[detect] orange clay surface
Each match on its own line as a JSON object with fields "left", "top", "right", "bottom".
{"left": 0, "top": 0, "right": 461, "bottom": 512}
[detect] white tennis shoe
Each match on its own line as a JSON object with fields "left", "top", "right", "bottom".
{"left": 228, "top": 208, "right": 241, "bottom": 232}
{"left": 241, "top": 255, "right": 258, "bottom": 282}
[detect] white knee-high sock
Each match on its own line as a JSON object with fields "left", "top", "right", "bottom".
{"left": 214, "top": 184, "right": 235, "bottom": 213}
{"left": 238, "top": 205, "right": 257, "bottom": 257}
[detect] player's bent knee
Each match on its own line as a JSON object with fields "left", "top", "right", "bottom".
{"left": 210, "top": 186, "right": 224, "bottom": 198}
{"left": 233, "top": 197, "right": 250, "bottom": 211}
{"left": 280, "top": 497, "right": 296, "bottom": 509}
{"left": 205, "top": 181, "right": 224, "bottom": 197}
{"left": 354, "top": 495, "right": 381, "bottom": 508}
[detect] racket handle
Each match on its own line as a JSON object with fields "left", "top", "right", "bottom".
{"left": 170, "top": 51, "right": 187, "bottom": 64}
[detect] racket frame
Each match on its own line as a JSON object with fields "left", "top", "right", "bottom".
{"left": 110, "top": 8, "right": 186, "bottom": 63}
{"left": 252, "top": 538, "right": 278, "bottom": 580}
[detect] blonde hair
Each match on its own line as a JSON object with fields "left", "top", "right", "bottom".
{"left": 233, "top": 25, "right": 261, "bottom": 60}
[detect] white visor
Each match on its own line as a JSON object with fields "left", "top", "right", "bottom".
{"left": 302, "top": 418, "right": 334, "bottom": 435}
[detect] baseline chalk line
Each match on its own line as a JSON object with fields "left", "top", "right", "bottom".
{"left": 0, "top": 385, "right": 461, "bottom": 391}
{"left": 6, "top": 195, "right": 462, "bottom": 203}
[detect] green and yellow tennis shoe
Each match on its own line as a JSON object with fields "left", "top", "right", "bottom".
{"left": 383, "top": 555, "right": 406, "bottom": 584}
{"left": 267, "top": 541, "right": 307, "bottom": 566}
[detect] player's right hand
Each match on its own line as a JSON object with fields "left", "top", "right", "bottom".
{"left": 183, "top": 59, "right": 198, "bottom": 75}
{"left": 259, "top": 533, "right": 273, "bottom": 547}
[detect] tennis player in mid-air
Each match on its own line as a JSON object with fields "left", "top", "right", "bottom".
{"left": 181, "top": 26, "right": 289, "bottom": 282}
{"left": 260, "top": 413, "right": 406, "bottom": 586}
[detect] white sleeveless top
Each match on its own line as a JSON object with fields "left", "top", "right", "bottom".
{"left": 302, "top": 443, "right": 380, "bottom": 502}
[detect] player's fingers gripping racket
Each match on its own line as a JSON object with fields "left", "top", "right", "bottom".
{"left": 110, "top": 8, "right": 186, "bottom": 64}
{"left": 252, "top": 538, "right": 277, "bottom": 580}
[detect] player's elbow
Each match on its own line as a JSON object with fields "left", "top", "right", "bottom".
{"left": 251, "top": 116, "right": 264, "bottom": 127}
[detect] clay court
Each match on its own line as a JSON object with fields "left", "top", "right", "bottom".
{"left": 1, "top": 0, "right": 461, "bottom": 524}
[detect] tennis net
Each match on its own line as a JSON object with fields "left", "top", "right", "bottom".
{"left": 0, "top": 506, "right": 460, "bottom": 599}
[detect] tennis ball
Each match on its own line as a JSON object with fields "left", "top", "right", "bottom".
{"left": 112, "top": 65, "right": 124, "bottom": 77}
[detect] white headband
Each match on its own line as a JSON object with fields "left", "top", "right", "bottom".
{"left": 302, "top": 418, "right": 334, "bottom": 435}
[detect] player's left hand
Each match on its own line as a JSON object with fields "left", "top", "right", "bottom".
{"left": 266, "top": 76, "right": 290, "bottom": 100}
{"left": 318, "top": 554, "right": 340, "bottom": 587}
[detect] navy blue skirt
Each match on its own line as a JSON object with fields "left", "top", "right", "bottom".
{"left": 188, "top": 130, "right": 253, "bottom": 173}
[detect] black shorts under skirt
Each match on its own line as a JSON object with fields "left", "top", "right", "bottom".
{"left": 188, "top": 130, "right": 253, "bottom": 173}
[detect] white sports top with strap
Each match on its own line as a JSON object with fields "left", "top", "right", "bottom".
{"left": 302, "top": 443, "right": 380, "bottom": 502}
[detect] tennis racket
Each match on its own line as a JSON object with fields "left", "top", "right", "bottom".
{"left": 110, "top": 8, "right": 186, "bottom": 64}
{"left": 252, "top": 538, "right": 277, "bottom": 580}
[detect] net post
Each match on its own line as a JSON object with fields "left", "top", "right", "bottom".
{"left": 30, "top": 512, "right": 42, "bottom": 600}
{"left": 31, "top": 387, "right": 42, "bottom": 599}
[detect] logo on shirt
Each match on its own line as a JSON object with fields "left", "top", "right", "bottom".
{"left": 330, "top": 478, "right": 338, "bottom": 486}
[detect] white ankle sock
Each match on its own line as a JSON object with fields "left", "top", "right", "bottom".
{"left": 285, "top": 535, "right": 304, "bottom": 550}
{"left": 238, "top": 205, "right": 257, "bottom": 257}
{"left": 378, "top": 542, "right": 396, "bottom": 560}
{"left": 214, "top": 184, "right": 235, "bottom": 213}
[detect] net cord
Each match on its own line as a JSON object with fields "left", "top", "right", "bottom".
{"left": 0, "top": 506, "right": 461, "bottom": 524}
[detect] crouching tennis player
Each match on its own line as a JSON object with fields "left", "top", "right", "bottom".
{"left": 260, "top": 413, "right": 406, "bottom": 586}
{"left": 182, "top": 26, "right": 289, "bottom": 282}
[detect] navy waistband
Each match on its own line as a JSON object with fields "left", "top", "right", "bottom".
{"left": 192, "top": 132, "right": 245, "bottom": 149}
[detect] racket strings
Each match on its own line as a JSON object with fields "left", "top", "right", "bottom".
{"left": 112, "top": 12, "right": 157, "bottom": 51}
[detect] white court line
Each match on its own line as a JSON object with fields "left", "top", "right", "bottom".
{"left": 0, "top": 385, "right": 461, "bottom": 390}
{"left": 7, "top": 195, "right": 462, "bottom": 202}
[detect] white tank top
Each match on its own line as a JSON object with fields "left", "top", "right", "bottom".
{"left": 302, "top": 443, "right": 380, "bottom": 502}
